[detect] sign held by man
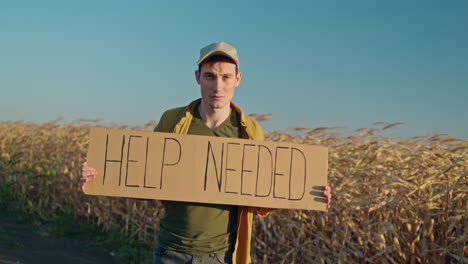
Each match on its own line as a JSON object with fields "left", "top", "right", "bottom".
{"left": 84, "top": 126, "right": 328, "bottom": 211}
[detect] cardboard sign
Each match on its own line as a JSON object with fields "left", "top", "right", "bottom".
{"left": 84, "top": 127, "right": 328, "bottom": 211}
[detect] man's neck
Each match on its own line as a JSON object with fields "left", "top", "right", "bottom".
{"left": 198, "top": 102, "right": 231, "bottom": 129}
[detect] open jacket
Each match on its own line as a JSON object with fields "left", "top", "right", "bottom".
{"left": 154, "top": 99, "right": 270, "bottom": 264}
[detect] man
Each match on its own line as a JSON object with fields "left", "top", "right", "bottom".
{"left": 81, "top": 42, "right": 332, "bottom": 264}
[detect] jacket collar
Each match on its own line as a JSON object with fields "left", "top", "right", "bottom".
{"left": 185, "top": 98, "right": 248, "bottom": 129}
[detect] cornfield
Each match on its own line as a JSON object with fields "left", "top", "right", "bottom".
{"left": 0, "top": 121, "right": 466, "bottom": 263}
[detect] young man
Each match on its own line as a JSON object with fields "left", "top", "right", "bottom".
{"left": 81, "top": 42, "right": 332, "bottom": 264}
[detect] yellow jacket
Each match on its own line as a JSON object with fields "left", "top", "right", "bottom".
{"left": 154, "top": 99, "right": 269, "bottom": 264}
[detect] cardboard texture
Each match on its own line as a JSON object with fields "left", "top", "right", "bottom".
{"left": 84, "top": 127, "right": 328, "bottom": 211}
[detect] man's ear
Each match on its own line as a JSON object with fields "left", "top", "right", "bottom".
{"left": 235, "top": 72, "right": 243, "bottom": 87}
{"left": 195, "top": 70, "right": 201, "bottom": 84}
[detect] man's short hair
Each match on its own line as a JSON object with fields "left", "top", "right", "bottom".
{"left": 198, "top": 55, "right": 239, "bottom": 74}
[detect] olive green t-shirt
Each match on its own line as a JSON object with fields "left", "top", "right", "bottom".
{"left": 157, "top": 106, "right": 242, "bottom": 255}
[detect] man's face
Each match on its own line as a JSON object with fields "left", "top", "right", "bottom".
{"left": 195, "top": 61, "right": 242, "bottom": 111}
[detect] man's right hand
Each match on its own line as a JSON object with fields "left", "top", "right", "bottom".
{"left": 80, "top": 161, "right": 97, "bottom": 191}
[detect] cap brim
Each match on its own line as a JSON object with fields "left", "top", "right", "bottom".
{"left": 196, "top": 50, "right": 238, "bottom": 66}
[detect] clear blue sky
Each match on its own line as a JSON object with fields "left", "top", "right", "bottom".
{"left": 1, "top": 1, "right": 467, "bottom": 139}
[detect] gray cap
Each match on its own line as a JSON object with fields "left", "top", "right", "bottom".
{"left": 197, "top": 42, "right": 239, "bottom": 68}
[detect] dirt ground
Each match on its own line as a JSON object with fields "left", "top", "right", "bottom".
{"left": 0, "top": 212, "right": 116, "bottom": 264}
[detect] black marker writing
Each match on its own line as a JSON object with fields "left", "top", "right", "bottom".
{"left": 289, "top": 147, "right": 306, "bottom": 200}
{"left": 143, "top": 137, "right": 156, "bottom": 189}
{"left": 255, "top": 145, "right": 273, "bottom": 197}
{"left": 204, "top": 141, "right": 224, "bottom": 191}
{"left": 224, "top": 142, "right": 240, "bottom": 194}
{"left": 102, "top": 134, "right": 125, "bottom": 186}
{"left": 125, "top": 135, "right": 142, "bottom": 188}
{"left": 160, "top": 137, "right": 181, "bottom": 189}
{"left": 241, "top": 144, "right": 255, "bottom": 196}
{"left": 273, "top": 146, "right": 288, "bottom": 199}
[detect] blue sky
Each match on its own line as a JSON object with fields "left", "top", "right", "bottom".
{"left": 1, "top": 1, "right": 467, "bottom": 139}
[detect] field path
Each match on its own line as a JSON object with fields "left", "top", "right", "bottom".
{"left": 0, "top": 212, "right": 115, "bottom": 264}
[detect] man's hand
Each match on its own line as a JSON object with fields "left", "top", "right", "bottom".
{"left": 80, "top": 161, "right": 97, "bottom": 191}
{"left": 323, "top": 185, "right": 332, "bottom": 209}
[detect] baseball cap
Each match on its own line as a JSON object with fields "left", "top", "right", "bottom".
{"left": 196, "top": 42, "right": 239, "bottom": 68}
